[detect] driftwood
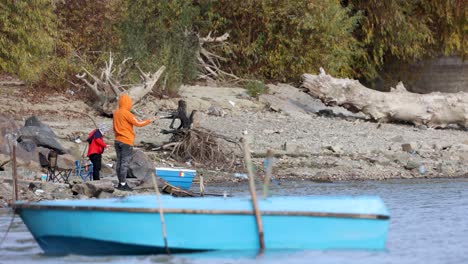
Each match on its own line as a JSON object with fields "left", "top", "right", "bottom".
{"left": 162, "top": 184, "right": 196, "bottom": 197}
{"left": 197, "top": 32, "right": 240, "bottom": 83}
{"left": 76, "top": 53, "right": 165, "bottom": 116}
{"left": 163, "top": 128, "right": 241, "bottom": 171}
{"left": 144, "top": 100, "right": 242, "bottom": 170}
{"left": 147, "top": 126, "right": 241, "bottom": 171}
{"left": 302, "top": 68, "right": 468, "bottom": 128}
{"left": 160, "top": 100, "right": 198, "bottom": 135}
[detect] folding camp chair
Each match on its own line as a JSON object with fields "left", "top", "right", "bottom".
{"left": 46, "top": 150, "right": 73, "bottom": 183}
{"left": 47, "top": 166, "right": 73, "bottom": 183}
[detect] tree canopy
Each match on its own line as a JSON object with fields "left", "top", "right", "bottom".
{"left": 0, "top": 0, "right": 56, "bottom": 83}
{"left": 0, "top": 0, "right": 465, "bottom": 90}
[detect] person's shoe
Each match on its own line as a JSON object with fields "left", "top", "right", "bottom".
{"left": 116, "top": 183, "right": 133, "bottom": 192}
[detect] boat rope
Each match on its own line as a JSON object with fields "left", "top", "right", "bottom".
{"left": 150, "top": 170, "right": 170, "bottom": 255}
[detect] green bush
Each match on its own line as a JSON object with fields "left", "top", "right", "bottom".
{"left": 0, "top": 1, "right": 56, "bottom": 83}
{"left": 208, "top": 0, "right": 363, "bottom": 82}
{"left": 245, "top": 80, "right": 268, "bottom": 98}
{"left": 118, "top": 0, "right": 202, "bottom": 94}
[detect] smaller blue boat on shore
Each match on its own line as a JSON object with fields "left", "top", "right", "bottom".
{"left": 156, "top": 167, "right": 196, "bottom": 190}
{"left": 14, "top": 195, "right": 390, "bottom": 255}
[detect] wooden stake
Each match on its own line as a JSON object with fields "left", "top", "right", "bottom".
{"left": 11, "top": 143, "right": 18, "bottom": 202}
{"left": 150, "top": 170, "right": 170, "bottom": 255}
{"left": 263, "top": 149, "right": 273, "bottom": 198}
{"left": 242, "top": 136, "right": 265, "bottom": 252}
{"left": 200, "top": 175, "right": 205, "bottom": 197}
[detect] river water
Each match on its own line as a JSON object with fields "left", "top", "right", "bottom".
{"left": 1, "top": 178, "right": 467, "bottom": 264}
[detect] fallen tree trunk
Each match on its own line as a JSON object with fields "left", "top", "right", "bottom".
{"left": 76, "top": 53, "right": 165, "bottom": 116}
{"left": 301, "top": 68, "right": 468, "bottom": 128}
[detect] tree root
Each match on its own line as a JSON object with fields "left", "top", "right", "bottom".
{"left": 159, "top": 128, "right": 242, "bottom": 171}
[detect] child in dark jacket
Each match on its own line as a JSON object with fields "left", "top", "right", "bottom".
{"left": 87, "top": 127, "right": 108, "bottom": 180}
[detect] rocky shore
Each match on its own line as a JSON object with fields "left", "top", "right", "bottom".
{"left": 0, "top": 82, "right": 467, "bottom": 206}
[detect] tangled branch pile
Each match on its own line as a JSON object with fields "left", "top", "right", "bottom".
{"left": 164, "top": 128, "right": 242, "bottom": 171}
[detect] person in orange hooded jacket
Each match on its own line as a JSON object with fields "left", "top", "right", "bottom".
{"left": 113, "top": 94, "right": 157, "bottom": 191}
{"left": 87, "top": 127, "right": 108, "bottom": 181}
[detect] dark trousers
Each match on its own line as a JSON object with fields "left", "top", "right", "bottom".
{"left": 115, "top": 140, "right": 133, "bottom": 184}
{"left": 89, "top": 153, "right": 102, "bottom": 181}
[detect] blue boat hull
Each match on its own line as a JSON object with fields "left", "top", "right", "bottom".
{"left": 34, "top": 236, "right": 203, "bottom": 255}
{"left": 156, "top": 168, "right": 196, "bottom": 190}
{"left": 15, "top": 195, "right": 390, "bottom": 255}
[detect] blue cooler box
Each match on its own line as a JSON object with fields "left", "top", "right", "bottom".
{"left": 155, "top": 167, "right": 196, "bottom": 190}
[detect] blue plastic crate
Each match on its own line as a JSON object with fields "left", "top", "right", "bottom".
{"left": 155, "top": 167, "right": 196, "bottom": 190}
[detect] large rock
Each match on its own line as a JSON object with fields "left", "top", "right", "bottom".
{"left": 71, "top": 181, "right": 114, "bottom": 198}
{"left": 17, "top": 138, "right": 36, "bottom": 152}
{"left": 24, "top": 116, "right": 56, "bottom": 136}
{"left": 126, "top": 150, "right": 168, "bottom": 188}
{"left": 259, "top": 84, "right": 365, "bottom": 119}
{"left": 18, "top": 116, "right": 66, "bottom": 154}
{"left": 127, "top": 150, "right": 154, "bottom": 181}
{"left": 0, "top": 116, "right": 41, "bottom": 168}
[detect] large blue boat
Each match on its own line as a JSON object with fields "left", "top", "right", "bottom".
{"left": 14, "top": 195, "right": 390, "bottom": 255}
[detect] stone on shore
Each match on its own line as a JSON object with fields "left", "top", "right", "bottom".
{"left": 71, "top": 180, "right": 114, "bottom": 198}
{"left": 18, "top": 116, "right": 66, "bottom": 154}
{"left": 402, "top": 142, "right": 418, "bottom": 153}
{"left": 127, "top": 150, "right": 169, "bottom": 188}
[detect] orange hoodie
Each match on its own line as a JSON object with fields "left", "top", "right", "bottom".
{"left": 113, "top": 94, "right": 151, "bottom": 146}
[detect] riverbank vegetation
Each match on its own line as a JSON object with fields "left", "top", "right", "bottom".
{"left": 0, "top": 0, "right": 466, "bottom": 93}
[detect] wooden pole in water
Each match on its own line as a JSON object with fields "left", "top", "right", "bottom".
{"left": 11, "top": 143, "right": 18, "bottom": 202}
{"left": 263, "top": 149, "right": 273, "bottom": 198}
{"left": 242, "top": 136, "right": 265, "bottom": 252}
{"left": 150, "top": 170, "right": 170, "bottom": 255}
{"left": 199, "top": 175, "right": 205, "bottom": 197}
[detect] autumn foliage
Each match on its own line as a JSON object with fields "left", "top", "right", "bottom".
{"left": 0, "top": 0, "right": 465, "bottom": 90}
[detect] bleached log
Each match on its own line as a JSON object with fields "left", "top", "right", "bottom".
{"left": 301, "top": 68, "right": 468, "bottom": 128}
{"left": 76, "top": 72, "right": 101, "bottom": 98}
{"left": 196, "top": 32, "right": 240, "bottom": 82}
{"left": 76, "top": 53, "right": 165, "bottom": 115}
{"left": 199, "top": 32, "right": 229, "bottom": 43}
{"left": 127, "top": 65, "right": 166, "bottom": 106}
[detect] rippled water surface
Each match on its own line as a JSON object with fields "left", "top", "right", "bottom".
{"left": 1, "top": 178, "right": 467, "bottom": 264}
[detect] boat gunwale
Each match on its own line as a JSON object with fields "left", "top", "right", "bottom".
{"left": 13, "top": 204, "right": 390, "bottom": 220}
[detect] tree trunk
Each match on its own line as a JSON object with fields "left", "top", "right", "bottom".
{"left": 301, "top": 68, "right": 468, "bottom": 128}
{"left": 76, "top": 54, "right": 165, "bottom": 116}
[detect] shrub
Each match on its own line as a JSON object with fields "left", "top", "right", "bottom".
{"left": 118, "top": 0, "right": 202, "bottom": 94}
{"left": 245, "top": 80, "right": 268, "bottom": 98}
{"left": 0, "top": 1, "right": 56, "bottom": 83}
{"left": 208, "top": 0, "right": 363, "bottom": 82}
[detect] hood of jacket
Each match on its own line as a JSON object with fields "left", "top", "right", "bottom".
{"left": 86, "top": 129, "right": 102, "bottom": 144}
{"left": 119, "top": 94, "right": 132, "bottom": 111}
